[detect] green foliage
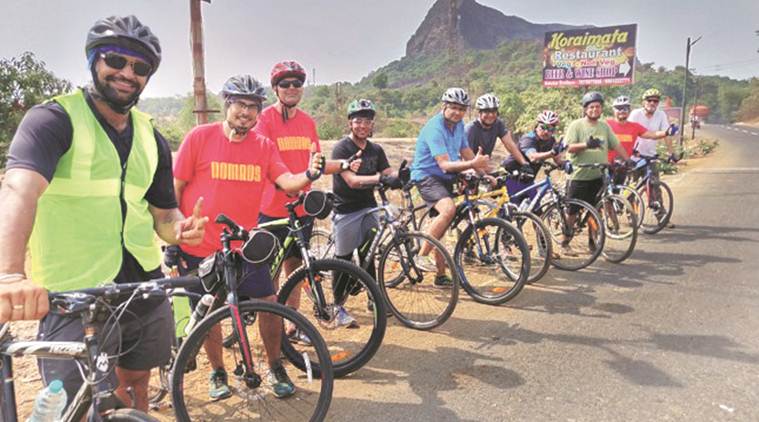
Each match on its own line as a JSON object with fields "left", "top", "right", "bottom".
{"left": 736, "top": 78, "right": 759, "bottom": 122}
{"left": 372, "top": 73, "right": 388, "bottom": 89}
{"left": 0, "top": 52, "right": 71, "bottom": 167}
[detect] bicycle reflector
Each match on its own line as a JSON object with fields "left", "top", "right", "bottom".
{"left": 303, "top": 190, "right": 334, "bottom": 219}
{"left": 241, "top": 229, "right": 279, "bottom": 264}
{"left": 199, "top": 253, "right": 222, "bottom": 293}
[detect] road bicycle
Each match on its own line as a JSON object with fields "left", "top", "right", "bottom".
{"left": 627, "top": 155, "right": 674, "bottom": 234}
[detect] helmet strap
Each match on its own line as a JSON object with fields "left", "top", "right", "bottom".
{"left": 88, "top": 65, "right": 144, "bottom": 115}
{"left": 223, "top": 120, "right": 248, "bottom": 143}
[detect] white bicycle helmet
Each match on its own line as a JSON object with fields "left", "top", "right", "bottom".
{"left": 475, "top": 93, "right": 500, "bottom": 110}
{"left": 537, "top": 110, "right": 560, "bottom": 125}
{"left": 612, "top": 95, "right": 631, "bottom": 108}
{"left": 441, "top": 87, "right": 471, "bottom": 107}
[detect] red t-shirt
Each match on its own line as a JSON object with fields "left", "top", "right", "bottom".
{"left": 174, "top": 122, "right": 289, "bottom": 257}
{"left": 254, "top": 105, "right": 321, "bottom": 217}
{"left": 606, "top": 119, "right": 647, "bottom": 162}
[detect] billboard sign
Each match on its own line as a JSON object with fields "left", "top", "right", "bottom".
{"left": 543, "top": 24, "right": 637, "bottom": 88}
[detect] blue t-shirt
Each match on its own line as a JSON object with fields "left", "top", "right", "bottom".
{"left": 410, "top": 113, "right": 468, "bottom": 181}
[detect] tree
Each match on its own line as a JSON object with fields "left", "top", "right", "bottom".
{"left": 0, "top": 52, "right": 71, "bottom": 167}
{"left": 372, "top": 73, "right": 388, "bottom": 90}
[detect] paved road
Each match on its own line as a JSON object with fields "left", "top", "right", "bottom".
{"left": 329, "top": 125, "right": 759, "bottom": 421}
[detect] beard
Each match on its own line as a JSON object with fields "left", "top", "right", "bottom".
{"left": 94, "top": 75, "right": 143, "bottom": 111}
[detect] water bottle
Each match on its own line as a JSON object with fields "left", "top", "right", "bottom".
{"left": 27, "top": 379, "right": 67, "bottom": 422}
{"left": 185, "top": 294, "right": 214, "bottom": 335}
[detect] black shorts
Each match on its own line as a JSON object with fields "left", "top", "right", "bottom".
{"left": 178, "top": 249, "right": 275, "bottom": 309}
{"left": 417, "top": 176, "right": 455, "bottom": 209}
{"left": 37, "top": 299, "right": 173, "bottom": 406}
{"left": 258, "top": 213, "right": 314, "bottom": 260}
{"left": 566, "top": 178, "right": 604, "bottom": 214}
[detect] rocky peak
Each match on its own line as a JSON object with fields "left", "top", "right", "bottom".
{"left": 406, "top": 0, "right": 586, "bottom": 57}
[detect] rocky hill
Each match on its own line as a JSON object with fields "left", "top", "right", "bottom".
{"left": 405, "top": 0, "right": 585, "bottom": 57}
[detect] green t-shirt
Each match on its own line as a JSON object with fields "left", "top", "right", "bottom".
{"left": 565, "top": 118, "right": 620, "bottom": 181}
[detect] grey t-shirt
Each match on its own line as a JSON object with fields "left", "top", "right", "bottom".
{"left": 464, "top": 118, "right": 508, "bottom": 156}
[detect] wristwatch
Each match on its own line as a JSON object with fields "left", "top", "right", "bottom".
{"left": 340, "top": 160, "right": 351, "bottom": 172}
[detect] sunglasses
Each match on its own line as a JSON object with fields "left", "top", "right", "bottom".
{"left": 351, "top": 117, "right": 374, "bottom": 126}
{"left": 614, "top": 106, "right": 631, "bottom": 112}
{"left": 277, "top": 79, "right": 304, "bottom": 89}
{"left": 100, "top": 53, "right": 152, "bottom": 77}
{"left": 645, "top": 98, "right": 660, "bottom": 104}
{"left": 539, "top": 124, "right": 557, "bottom": 132}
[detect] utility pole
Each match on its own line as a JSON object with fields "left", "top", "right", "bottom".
{"left": 190, "top": 0, "right": 213, "bottom": 125}
{"left": 691, "top": 72, "right": 699, "bottom": 140}
{"left": 679, "top": 35, "right": 701, "bottom": 148}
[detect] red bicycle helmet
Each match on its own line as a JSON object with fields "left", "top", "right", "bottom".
{"left": 270, "top": 60, "right": 306, "bottom": 87}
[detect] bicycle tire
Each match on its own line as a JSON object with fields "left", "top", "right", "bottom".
{"left": 597, "top": 194, "right": 638, "bottom": 263}
{"left": 500, "top": 210, "right": 552, "bottom": 284}
{"left": 147, "top": 365, "right": 169, "bottom": 408}
{"left": 455, "top": 217, "right": 530, "bottom": 304}
{"left": 377, "top": 231, "right": 458, "bottom": 330}
{"left": 639, "top": 181, "right": 674, "bottom": 234}
{"left": 539, "top": 198, "right": 605, "bottom": 271}
{"left": 171, "top": 300, "right": 333, "bottom": 422}
{"left": 278, "top": 258, "right": 386, "bottom": 378}
{"left": 616, "top": 184, "right": 645, "bottom": 229}
{"left": 103, "top": 409, "right": 160, "bottom": 421}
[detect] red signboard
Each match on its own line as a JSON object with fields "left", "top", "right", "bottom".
{"left": 543, "top": 24, "right": 637, "bottom": 88}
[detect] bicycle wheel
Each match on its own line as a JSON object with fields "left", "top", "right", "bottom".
{"left": 597, "top": 194, "right": 638, "bottom": 263}
{"left": 147, "top": 365, "right": 170, "bottom": 409}
{"left": 309, "top": 228, "right": 334, "bottom": 259}
{"left": 455, "top": 217, "right": 530, "bottom": 304}
{"left": 500, "top": 210, "right": 552, "bottom": 284}
{"left": 171, "top": 300, "right": 333, "bottom": 422}
{"left": 278, "top": 258, "right": 386, "bottom": 378}
{"left": 639, "top": 181, "right": 674, "bottom": 234}
{"left": 378, "top": 231, "right": 458, "bottom": 330}
{"left": 540, "top": 198, "right": 605, "bottom": 271}
{"left": 617, "top": 185, "right": 645, "bottom": 229}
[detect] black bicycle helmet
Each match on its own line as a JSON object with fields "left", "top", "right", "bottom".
{"left": 220, "top": 74, "right": 267, "bottom": 103}
{"left": 85, "top": 15, "right": 161, "bottom": 72}
{"left": 581, "top": 91, "right": 604, "bottom": 108}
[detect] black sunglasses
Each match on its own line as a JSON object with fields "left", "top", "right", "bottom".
{"left": 539, "top": 124, "right": 557, "bottom": 132}
{"left": 100, "top": 53, "right": 152, "bottom": 77}
{"left": 277, "top": 79, "right": 303, "bottom": 89}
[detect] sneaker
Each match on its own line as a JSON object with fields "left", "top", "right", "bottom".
{"left": 287, "top": 328, "right": 312, "bottom": 346}
{"left": 433, "top": 275, "right": 454, "bottom": 288}
{"left": 267, "top": 362, "right": 296, "bottom": 398}
{"left": 414, "top": 254, "right": 437, "bottom": 272}
{"left": 334, "top": 306, "right": 359, "bottom": 328}
{"left": 208, "top": 369, "right": 232, "bottom": 400}
{"left": 560, "top": 243, "right": 578, "bottom": 257}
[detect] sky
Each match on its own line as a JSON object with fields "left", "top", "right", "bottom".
{"left": 2, "top": 0, "right": 757, "bottom": 98}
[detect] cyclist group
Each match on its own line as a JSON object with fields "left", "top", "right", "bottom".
{"left": 0, "top": 14, "right": 679, "bottom": 419}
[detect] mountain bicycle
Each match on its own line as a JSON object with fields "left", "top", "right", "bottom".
{"left": 170, "top": 212, "right": 334, "bottom": 421}
{"left": 628, "top": 155, "right": 674, "bottom": 234}
{"left": 575, "top": 163, "right": 639, "bottom": 263}
{"left": 260, "top": 190, "right": 386, "bottom": 378}
{"left": 0, "top": 276, "right": 204, "bottom": 422}
{"left": 504, "top": 162, "right": 606, "bottom": 271}
{"left": 416, "top": 173, "right": 531, "bottom": 305}
{"left": 309, "top": 177, "right": 459, "bottom": 330}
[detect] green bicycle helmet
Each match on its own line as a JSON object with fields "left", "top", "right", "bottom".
{"left": 347, "top": 98, "right": 376, "bottom": 119}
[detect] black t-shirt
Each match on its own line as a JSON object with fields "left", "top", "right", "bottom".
{"left": 465, "top": 119, "right": 508, "bottom": 156}
{"left": 5, "top": 90, "right": 177, "bottom": 288}
{"left": 501, "top": 131, "right": 556, "bottom": 173}
{"left": 331, "top": 137, "right": 390, "bottom": 214}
